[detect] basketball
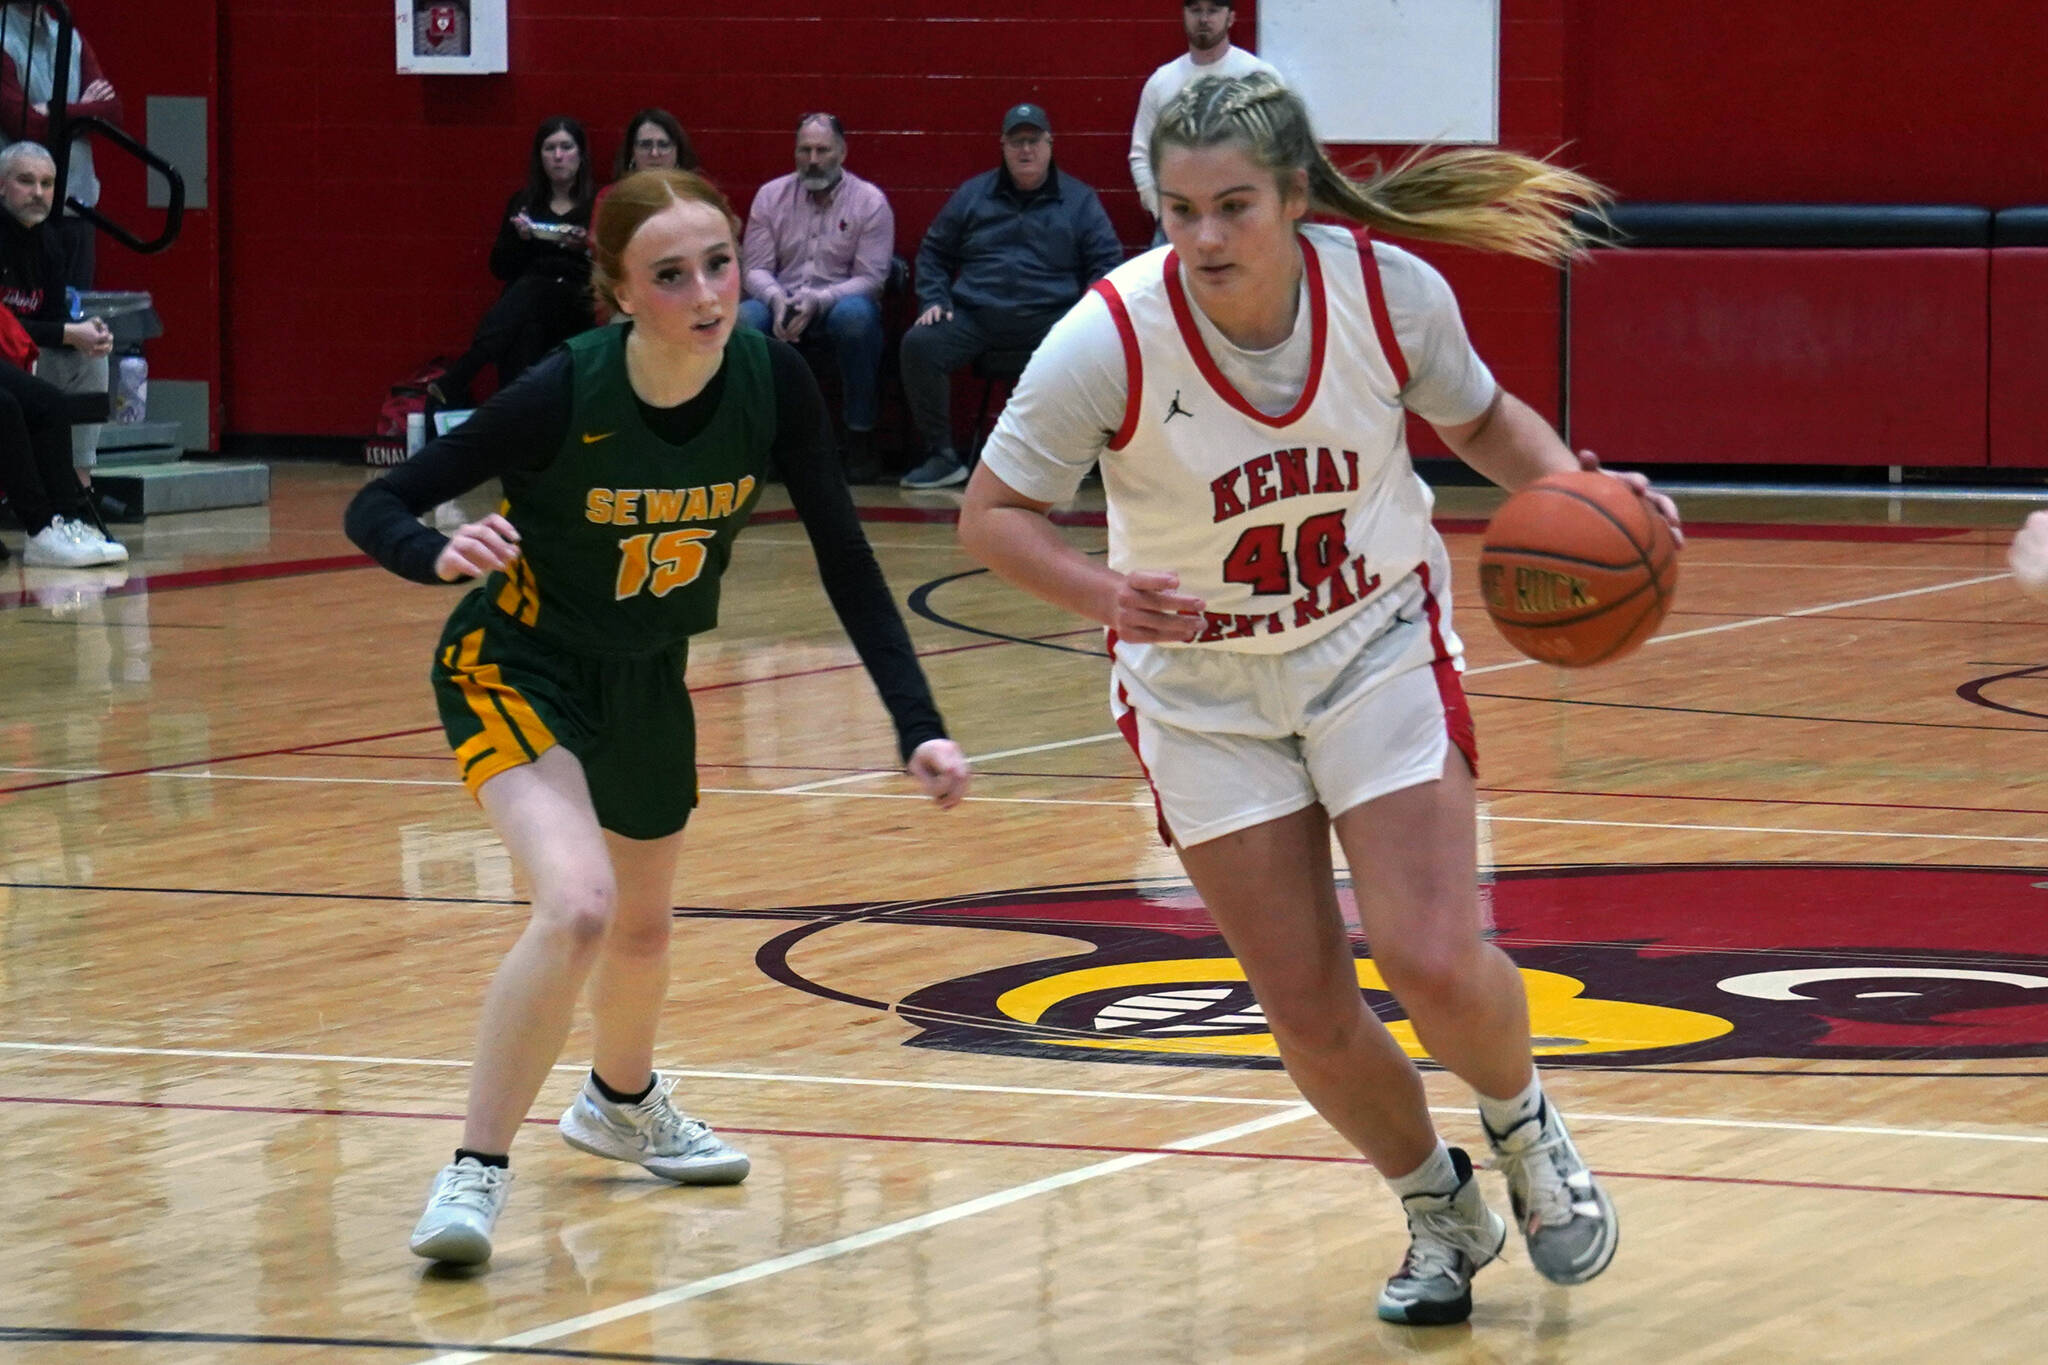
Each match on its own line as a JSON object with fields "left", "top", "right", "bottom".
{"left": 1477, "top": 470, "right": 1679, "bottom": 667}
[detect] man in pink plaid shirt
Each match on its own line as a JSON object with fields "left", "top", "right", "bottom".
{"left": 741, "top": 112, "right": 895, "bottom": 482}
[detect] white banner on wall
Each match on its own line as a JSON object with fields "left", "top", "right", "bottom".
{"left": 395, "top": 0, "right": 508, "bottom": 75}
{"left": 1257, "top": 0, "right": 1499, "bottom": 144}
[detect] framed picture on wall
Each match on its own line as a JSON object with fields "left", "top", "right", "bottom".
{"left": 395, "top": 0, "right": 508, "bottom": 74}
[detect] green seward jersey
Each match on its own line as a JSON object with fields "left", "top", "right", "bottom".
{"left": 346, "top": 322, "right": 951, "bottom": 835}
{"left": 485, "top": 323, "right": 775, "bottom": 656}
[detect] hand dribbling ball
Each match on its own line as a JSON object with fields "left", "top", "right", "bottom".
{"left": 1477, "top": 470, "right": 1679, "bottom": 667}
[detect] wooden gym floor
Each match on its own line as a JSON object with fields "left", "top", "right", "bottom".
{"left": 1, "top": 462, "right": 2043, "bottom": 1363}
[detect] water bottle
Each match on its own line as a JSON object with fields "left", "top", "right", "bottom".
{"left": 113, "top": 353, "right": 148, "bottom": 423}
{"left": 406, "top": 410, "right": 427, "bottom": 456}
{"left": 65, "top": 286, "right": 83, "bottom": 321}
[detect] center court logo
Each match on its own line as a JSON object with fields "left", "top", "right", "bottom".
{"left": 754, "top": 865, "right": 2048, "bottom": 1069}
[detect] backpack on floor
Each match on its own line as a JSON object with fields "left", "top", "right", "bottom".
{"left": 365, "top": 356, "right": 450, "bottom": 466}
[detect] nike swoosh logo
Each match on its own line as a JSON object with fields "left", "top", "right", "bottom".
{"left": 582, "top": 431, "right": 615, "bottom": 444}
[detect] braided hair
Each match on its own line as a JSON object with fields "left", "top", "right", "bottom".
{"left": 1149, "top": 72, "right": 1609, "bottom": 265}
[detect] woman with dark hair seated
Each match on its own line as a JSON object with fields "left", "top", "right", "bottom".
{"left": 432, "top": 116, "right": 596, "bottom": 410}
{"left": 613, "top": 108, "right": 699, "bottom": 180}
{"left": 589, "top": 110, "right": 702, "bottom": 322}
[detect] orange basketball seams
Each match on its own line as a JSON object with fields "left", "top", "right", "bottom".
{"left": 1477, "top": 470, "right": 1680, "bottom": 666}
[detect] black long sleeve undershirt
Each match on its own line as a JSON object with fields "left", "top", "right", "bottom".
{"left": 344, "top": 335, "right": 947, "bottom": 761}
{"left": 488, "top": 189, "right": 592, "bottom": 285}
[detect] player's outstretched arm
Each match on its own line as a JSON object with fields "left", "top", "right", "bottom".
{"left": 1439, "top": 389, "right": 1683, "bottom": 546}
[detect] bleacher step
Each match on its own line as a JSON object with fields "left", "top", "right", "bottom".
{"left": 97, "top": 445, "right": 186, "bottom": 469}
{"left": 98, "top": 420, "right": 185, "bottom": 452}
{"left": 95, "top": 461, "right": 270, "bottom": 517}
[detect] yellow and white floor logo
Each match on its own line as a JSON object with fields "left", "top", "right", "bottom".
{"left": 753, "top": 865, "right": 2048, "bottom": 1069}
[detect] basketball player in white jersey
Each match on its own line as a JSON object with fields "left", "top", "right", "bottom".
{"left": 960, "top": 73, "right": 1681, "bottom": 1327}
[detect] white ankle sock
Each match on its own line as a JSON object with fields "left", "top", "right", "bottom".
{"left": 1385, "top": 1140, "right": 1458, "bottom": 1199}
{"left": 1476, "top": 1071, "right": 1545, "bottom": 1138}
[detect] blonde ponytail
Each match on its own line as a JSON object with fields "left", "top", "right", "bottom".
{"left": 1152, "top": 73, "right": 1610, "bottom": 266}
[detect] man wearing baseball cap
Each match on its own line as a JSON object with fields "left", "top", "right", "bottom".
{"left": 899, "top": 102, "right": 1123, "bottom": 489}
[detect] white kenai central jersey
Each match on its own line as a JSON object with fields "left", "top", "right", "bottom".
{"left": 1092, "top": 222, "right": 1441, "bottom": 655}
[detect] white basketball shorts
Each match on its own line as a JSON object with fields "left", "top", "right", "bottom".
{"left": 1110, "top": 562, "right": 1475, "bottom": 849}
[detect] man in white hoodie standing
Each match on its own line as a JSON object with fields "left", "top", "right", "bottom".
{"left": 1128, "top": 2, "right": 1280, "bottom": 232}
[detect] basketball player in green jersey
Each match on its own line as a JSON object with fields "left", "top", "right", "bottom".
{"left": 347, "top": 169, "right": 972, "bottom": 1266}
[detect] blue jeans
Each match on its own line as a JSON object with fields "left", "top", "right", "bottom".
{"left": 737, "top": 293, "right": 884, "bottom": 431}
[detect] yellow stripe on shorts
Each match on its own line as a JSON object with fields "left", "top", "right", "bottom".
{"left": 446, "top": 628, "right": 557, "bottom": 793}
{"left": 493, "top": 557, "right": 541, "bottom": 627}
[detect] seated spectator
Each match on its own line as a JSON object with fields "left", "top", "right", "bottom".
{"left": 899, "top": 104, "right": 1122, "bottom": 489}
{"left": 0, "top": 140, "right": 125, "bottom": 520}
{"left": 615, "top": 107, "right": 698, "bottom": 179}
{"left": 595, "top": 108, "right": 699, "bottom": 218}
{"left": 1, "top": 2, "right": 120, "bottom": 290}
{"left": 740, "top": 113, "right": 893, "bottom": 483}
{"left": 0, "top": 351, "right": 124, "bottom": 566}
{"left": 430, "top": 117, "right": 594, "bottom": 410}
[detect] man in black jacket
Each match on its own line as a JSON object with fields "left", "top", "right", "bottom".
{"left": 0, "top": 143, "right": 125, "bottom": 567}
{"left": 899, "top": 104, "right": 1123, "bottom": 489}
{"left": 0, "top": 140, "right": 120, "bottom": 518}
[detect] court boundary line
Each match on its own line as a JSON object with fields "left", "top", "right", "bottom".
{"left": 4, "top": 1040, "right": 2044, "bottom": 1146}
{"left": 7, "top": 1092, "right": 2045, "bottom": 1206}
{"left": 9, "top": 766, "right": 2047, "bottom": 845}
{"left": 1457, "top": 569, "right": 2013, "bottom": 683}
{"left": 0, "top": 570, "right": 2008, "bottom": 801}
{"left": 771, "top": 733, "right": 1124, "bottom": 793}
{"left": 1467, "top": 687, "right": 2047, "bottom": 734}
{"left": 40, "top": 757, "right": 2026, "bottom": 820}
{"left": 0, "top": 1324, "right": 783, "bottom": 1364}
{"left": 1485, "top": 813, "right": 2048, "bottom": 845}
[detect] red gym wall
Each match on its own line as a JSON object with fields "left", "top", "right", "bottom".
{"left": 77, "top": 1, "right": 2048, "bottom": 447}
{"left": 63, "top": 0, "right": 218, "bottom": 420}
{"left": 1565, "top": 1, "right": 2048, "bottom": 207}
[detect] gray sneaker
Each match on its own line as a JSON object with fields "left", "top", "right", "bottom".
{"left": 410, "top": 1158, "right": 513, "bottom": 1264}
{"left": 1376, "top": 1147, "right": 1508, "bottom": 1326}
{"left": 557, "top": 1073, "right": 751, "bottom": 1184}
{"left": 1485, "top": 1100, "right": 1618, "bottom": 1285}
{"left": 900, "top": 451, "right": 967, "bottom": 489}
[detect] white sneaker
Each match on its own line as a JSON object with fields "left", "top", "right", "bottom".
{"left": 1376, "top": 1146, "right": 1509, "bottom": 1326}
{"left": 409, "top": 1158, "right": 513, "bottom": 1264}
{"left": 62, "top": 515, "right": 128, "bottom": 564}
{"left": 1485, "top": 1100, "right": 1619, "bottom": 1286}
{"left": 558, "top": 1072, "right": 751, "bottom": 1184}
{"left": 23, "top": 516, "right": 113, "bottom": 568}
